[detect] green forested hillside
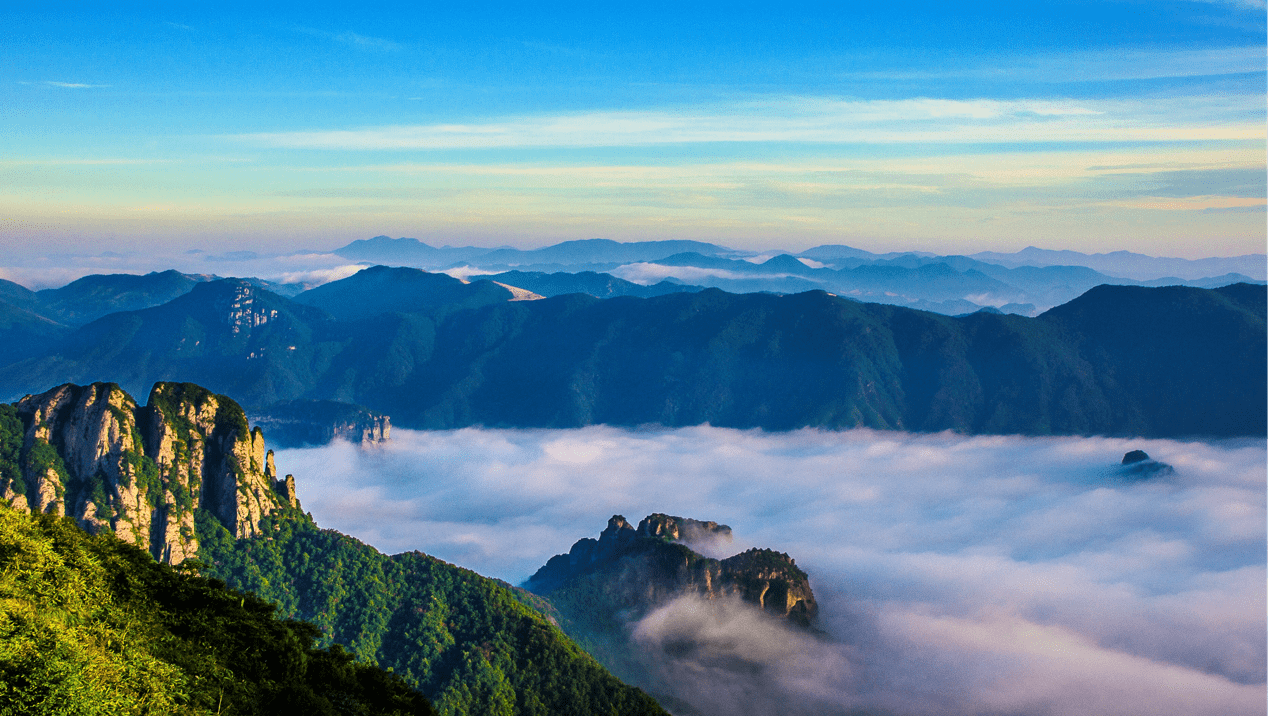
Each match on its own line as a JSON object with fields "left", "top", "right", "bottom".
{"left": 0, "top": 502, "right": 435, "bottom": 715}
{"left": 195, "top": 509, "right": 669, "bottom": 716}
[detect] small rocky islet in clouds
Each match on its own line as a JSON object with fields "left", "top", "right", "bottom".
{"left": 522, "top": 512, "right": 823, "bottom": 711}
{"left": 1119, "top": 449, "right": 1175, "bottom": 478}
{"left": 527, "top": 513, "right": 818, "bottom": 628}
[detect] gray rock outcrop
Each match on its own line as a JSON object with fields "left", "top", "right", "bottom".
{"left": 1119, "top": 449, "right": 1175, "bottom": 478}
{"left": 0, "top": 381, "right": 296, "bottom": 563}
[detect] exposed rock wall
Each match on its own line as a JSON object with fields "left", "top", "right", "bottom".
{"left": 636, "top": 512, "right": 732, "bottom": 544}
{"left": 0, "top": 381, "right": 295, "bottom": 563}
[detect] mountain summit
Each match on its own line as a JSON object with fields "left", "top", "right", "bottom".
{"left": 528, "top": 513, "right": 817, "bottom": 626}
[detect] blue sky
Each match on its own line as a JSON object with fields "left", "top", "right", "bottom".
{"left": 2, "top": 2, "right": 1265, "bottom": 259}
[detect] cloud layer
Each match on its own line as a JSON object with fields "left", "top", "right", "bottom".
{"left": 235, "top": 95, "right": 1265, "bottom": 151}
{"left": 276, "top": 427, "right": 1267, "bottom": 715}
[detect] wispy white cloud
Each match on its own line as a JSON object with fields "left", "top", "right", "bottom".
{"left": 295, "top": 26, "right": 404, "bottom": 52}
{"left": 334, "top": 32, "right": 403, "bottom": 51}
{"left": 270, "top": 263, "right": 367, "bottom": 287}
{"left": 19, "top": 81, "right": 111, "bottom": 89}
{"left": 842, "top": 45, "right": 1267, "bottom": 84}
{"left": 610, "top": 262, "right": 816, "bottom": 286}
{"left": 0, "top": 158, "right": 168, "bottom": 166}
{"left": 1185, "top": 0, "right": 1267, "bottom": 11}
{"left": 233, "top": 95, "right": 1263, "bottom": 150}
{"left": 0, "top": 250, "right": 360, "bottom": 291}
{"left": 439, "top": 266, "right": 501, "bottom": 281}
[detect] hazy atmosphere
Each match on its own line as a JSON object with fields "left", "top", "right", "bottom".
{"left": 278, "top": 427, "right": 1267, "bottom": 716}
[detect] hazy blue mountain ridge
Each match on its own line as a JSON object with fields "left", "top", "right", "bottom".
{"left": 964, "top": 246, "right": 1267, "bottom": 281}
{"left": 329, "top": 237, "right": 1265, "bottom": 284}
{"left": 0, "top": 277, "right": 41, "bottom": 312}
{"left": 0, "top": 271, "right": 1260, "bottom": 438}
{"left": 294, "top": 265, "right": 515, "bottom": 322}
{"left": 35, "top": 269, "right": 204, "bottom": 326}
{"left": 478, "top": 270, "right": 703, "bottom": 299}
{"left": 0, "top": 299, "right": 69, "bottom": 367}
{"left": 334, "top": 236, "right": 742, "bottom": 269}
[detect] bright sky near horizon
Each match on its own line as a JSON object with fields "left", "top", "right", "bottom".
{"left": 2, "top": 2, "right": 1265, "bottom": 259}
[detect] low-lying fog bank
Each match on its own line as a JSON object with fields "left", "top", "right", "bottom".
{"left": 276, "top": 427, "right": 1267, "bottom": 716}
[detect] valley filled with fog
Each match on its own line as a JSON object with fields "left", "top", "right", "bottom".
{"left": 277, "top": 427, "right": 1266, "bottom": 716}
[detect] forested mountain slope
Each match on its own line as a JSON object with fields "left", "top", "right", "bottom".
{"left": 197, "top": 510, "right": 669, "bottom": 716}
{"left": 0, "top": 503, "right": 435, "bottom": 715}
{"left": 0, "top": 279, "right": 1261, "bottom": 438}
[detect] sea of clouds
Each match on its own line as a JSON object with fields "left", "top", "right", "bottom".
{"left": 275, "top": 427, "right": 1266, "bottom": 716}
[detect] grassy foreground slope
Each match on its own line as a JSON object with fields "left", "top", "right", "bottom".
{"left": 0, "top": 502, "right": 435, "bottom": 715}
{"left": 195, "top": 509, "right": 669, "bottom": 716}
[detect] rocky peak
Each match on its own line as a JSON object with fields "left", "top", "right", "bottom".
{"left": 597, "top": 514, "right": 637, "bottom": 559}
{"left": 1119, "top": 449, "right": 1174, "bottom": 478}
{"left": 718, "top": 548, "right": 816, "bottom": 624}
{"left": 636, "top": 513, "right": 732, "bottom": 544}
{"left": 526, "top": 512, "right": 817, "bottom": 627}
{"left": 0, "top": 381, "right": 298, "bottom": 564}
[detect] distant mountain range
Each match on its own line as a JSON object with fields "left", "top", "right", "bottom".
{"left": 334, "top": 236, "right": 742, "bottom": 267}
{"left": 964, "top": 246, "right": 1267, "bottom": 282}
{"left": 337, "top": 236, "right": 1266, "bottom": 281}
{"left": 0, "top": 264, "right": 1261, "bottom": 439}
{"left": 328, "top": 236, "right": 1264, "bottom": 315}
{"left": 3, "top": 238, "right": 1262, "bottom": 330}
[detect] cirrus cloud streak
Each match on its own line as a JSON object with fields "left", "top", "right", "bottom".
{"left": 234, "top": 96, "right": 1265, "bottom": 151}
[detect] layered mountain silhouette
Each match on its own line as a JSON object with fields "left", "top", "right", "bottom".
{"left": 478, "top": 270, "right": 701, "bottom": 300}
{"left": 0, "top": 268, "right": 1261, "bottom": 438}
{"left": 35, "top": 269, "right": 205, "bottom": 326}
{"left": 324, "top": 236, "right": 1264, "bottom": 315}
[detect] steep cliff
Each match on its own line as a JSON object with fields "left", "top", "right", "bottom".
{"left": 526, "top": 513, "right": 817, "bottom": 627}
{"left": 0, "top": 381, "right": 294, "bottom": 563}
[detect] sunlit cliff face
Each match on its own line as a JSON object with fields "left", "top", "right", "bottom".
{"left": 279, "top": 427, "right": 1267, "bottom": 716}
